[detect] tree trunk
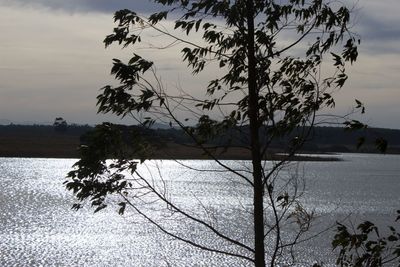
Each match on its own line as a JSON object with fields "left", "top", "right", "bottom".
{"left": 246, "top": 1, "right": 266, "bottom": 266}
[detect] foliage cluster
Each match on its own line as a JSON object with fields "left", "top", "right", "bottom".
{"left": 333, "top": 211, "right": 400, "bottom": 266}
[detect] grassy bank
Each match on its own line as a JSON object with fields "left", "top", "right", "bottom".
{"left": 0, "top": 132, "right": 339, "bottom": 161}
{"left": 0, "top": 132, "right": 80, "bottom": 158}
{"left": 2, "top": 124, "right": 400, "bottom": 159}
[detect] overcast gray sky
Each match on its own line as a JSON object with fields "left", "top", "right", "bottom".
{"left": 0, "top": 0, "right": 399, "bottom": 128}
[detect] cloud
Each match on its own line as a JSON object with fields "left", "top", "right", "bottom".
{"left": 359, "top": 17, "right": 400, "bottom": 42}
{"left": 357, "top": 15, "right": 400, "bottom": 55}
{"left": 354, "top": 0, "right": 400, "bottom": 55}
{"left": 0, "top": 5, "right": 196, "bottom": 125}
{"left": 0, "top": 0, "right": 160, "bottom": 14}
{"left": 0, "top": 2, "right": 399, "bottom": 128}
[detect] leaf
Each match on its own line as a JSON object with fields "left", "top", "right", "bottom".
{"left": 344, "top": 120, "right": 366, "bottom": 131}
{"left": 331, "top": 52, "right": 343, "bottom": 66}
{"left": 71, "top": 203, "right": 82, "bottom": 211}
{"left": 94, "top": 204, "right": 107, "bottom": 213}
{"left": 195, "top": 19, "right": 202, "bottom": 32}
{"left": 118, "top": 202, "right": 126, "bottom": 215}
{"left": 355, "top": 99, "right": 365, "bottom": 114}
{"left": 335, "top": 73, "right": 348, "bottom": 88}
{"left": 148, "top": 11, "right": 168, "bottom": 24}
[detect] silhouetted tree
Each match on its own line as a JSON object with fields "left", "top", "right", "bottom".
{"left": 53, "top": 117, "right": 68, "bottom": 133}
{"left": 65, "top": 1, "right": 361, "bottom": 266}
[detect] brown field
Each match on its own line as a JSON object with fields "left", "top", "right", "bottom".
{"left": 0, "top": 131, "right": 338, "bottom": 161}
{"left": 0, "top": 132, "right": 80, "bottom": 158}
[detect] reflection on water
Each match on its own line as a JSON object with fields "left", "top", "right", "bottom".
{"left": 0, "top": 154, "right": 399, "bottom": 266}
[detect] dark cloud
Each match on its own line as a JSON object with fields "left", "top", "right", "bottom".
{"left": 357, "top": 15, "right": 400, "bottom": 55}
{"left": 0, "top": 0, "right": 160, "bottom": 14}
{"left": 359, "top": 16, "right": 400, "bottom": 42}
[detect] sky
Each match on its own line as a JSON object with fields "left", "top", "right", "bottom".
{"left": 0, "top": 1, "right": 399, "bottom": 129}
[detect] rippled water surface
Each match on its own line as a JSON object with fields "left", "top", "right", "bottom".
{"left": 0, "top": 154, "right": 399, "bottom": 266}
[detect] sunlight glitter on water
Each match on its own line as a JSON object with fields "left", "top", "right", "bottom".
{"left": 0, "top": 155, "right": 399, "bottom": 266}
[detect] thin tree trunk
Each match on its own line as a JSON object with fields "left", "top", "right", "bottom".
{"left": 246, "top": 1, "right": 266, "bottom": 266}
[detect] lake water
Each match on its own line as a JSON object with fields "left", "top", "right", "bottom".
{"left": 0, "top": 154, "right": 399, "bottom": 266}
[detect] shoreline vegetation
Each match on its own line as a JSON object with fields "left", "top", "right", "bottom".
{"left": 1, "top": 124, "right": 400, "bottom": 160}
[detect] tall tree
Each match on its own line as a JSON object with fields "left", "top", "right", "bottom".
{"left": 66, "top": 0, "right": 359, "bottom": 266}
{"left": 53, "top": 117, "right": 68, "bottom": 133}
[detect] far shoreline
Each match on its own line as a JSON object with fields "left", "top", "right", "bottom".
{"left": 0, "top": 148, "right": 341, "bottom": 162}
{"left": 4, "top": 124, "right": 399, "bottom": 161}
